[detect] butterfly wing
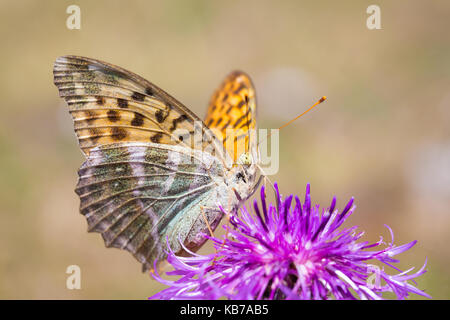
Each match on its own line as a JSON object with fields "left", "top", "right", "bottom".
{"left": 54, "top": 55, "right": 223, "bottom": 159}
{"left": 204, "top": 71, "right": 258, "bottom": 164}
{"left": 76, "top": 142, "right": 227, "bottom": 272}
{"left": 53, "top": 56, "right": 232, "bottom": 271}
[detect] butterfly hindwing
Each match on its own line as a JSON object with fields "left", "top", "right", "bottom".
{"left": 76, "top": 142, "right": 226, "bottom": 271}
{"left": 204, "top": 71, "right": 258, "bottom": 163}
{"left": 53, "top": 55, "right": 223, "bottom": 158}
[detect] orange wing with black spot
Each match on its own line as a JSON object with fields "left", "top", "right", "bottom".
{"left": 53, "top": 55, "right": 222, "bottom": 157}
{"left": 204, "top": 71, "right": 257, "bottom": 164}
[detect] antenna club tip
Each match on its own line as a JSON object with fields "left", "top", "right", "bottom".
{"left": 319, "top": 96, "right": 327, "bottom": 103}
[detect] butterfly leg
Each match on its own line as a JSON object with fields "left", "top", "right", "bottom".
{"left": 200, "top": 205, "right": 216, "bottom": 238}
{"left": 211, "top": 190, "right": 239, "bottom": 266}
{"left": 218, "top": 212, "right": 232, "bottom": 249}
{"left": 211, "top": 213, "right": 232, "bottom": 267}
{"left": 199, "top": 205, "right": 224, "bottom": 266}
{"left": 200, "top": 204, "right": 234, "bottom": 267}
{"left": 257, "top": 164, "right": 279, "bottom": 210}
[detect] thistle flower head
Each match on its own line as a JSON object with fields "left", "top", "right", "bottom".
{"left": 150, "top": 183, "right": 430, "bottom": 300}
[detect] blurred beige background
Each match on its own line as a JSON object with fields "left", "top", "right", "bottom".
{"left": 0, "top": 0, "right": 448, "bottom": 299}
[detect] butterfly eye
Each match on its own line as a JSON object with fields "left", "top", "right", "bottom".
{"left": 236, "top": 172, "right": 247, "bottom": 183}
{"left": 237, "top": 152, "right": 252, "bottom": 166}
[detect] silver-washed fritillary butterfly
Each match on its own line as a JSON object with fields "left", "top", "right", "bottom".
{"left": 53, "top": 56, "right": 262, "bottom": 272}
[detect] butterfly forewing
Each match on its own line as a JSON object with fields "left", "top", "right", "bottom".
{"left": 54, "top": 56, "right": 223, "bottom": 159}
{"left": 204, "top": 71, "right": 258, "bottom": 163}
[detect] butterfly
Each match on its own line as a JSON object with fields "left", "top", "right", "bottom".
{"left": 53, "top": 56, "right": 263, "bottom": 272}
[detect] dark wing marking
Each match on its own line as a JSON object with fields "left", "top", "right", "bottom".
{"left": 53, "top": 55, "right": 225, "bottom": 161}
{"left": 204, "top": 71, "right": 258, "bottom": 163}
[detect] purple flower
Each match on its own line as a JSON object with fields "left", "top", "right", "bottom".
{"left": 150, "top": 183, "right": 431, "bottom": 300}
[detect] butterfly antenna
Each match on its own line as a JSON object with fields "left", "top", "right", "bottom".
{"left": 258, "top": 96, "right": 327, "bottom": 147}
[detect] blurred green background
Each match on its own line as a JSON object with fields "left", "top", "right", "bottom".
{"left": 0, "top": 0, "right": 448, "bottom": 299}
